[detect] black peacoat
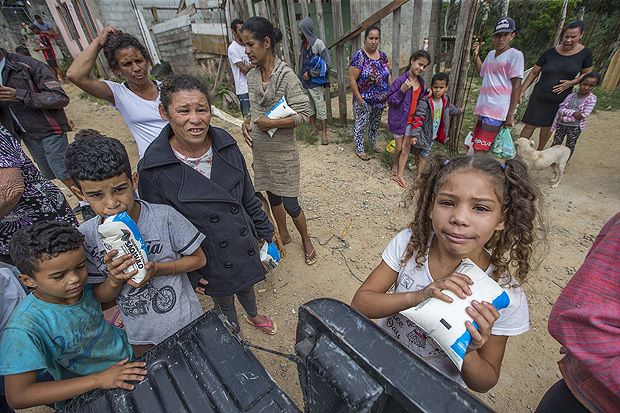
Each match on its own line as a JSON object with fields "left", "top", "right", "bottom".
{"left": 137, "top": 124, "right": 274, "bottom": 296}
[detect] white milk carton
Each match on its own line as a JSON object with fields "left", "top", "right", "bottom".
{"left": 264, "top": 96, "right": 297, "bottom": 137}
{"left": 401, "top": 258, "right": 511, "bottom": 370}
{"left": 98, "top": 212, "right": 149, "bottom": 284}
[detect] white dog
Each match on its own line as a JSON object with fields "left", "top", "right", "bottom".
{"left": 515, "top": 138, "right": 571, "bottom": 188}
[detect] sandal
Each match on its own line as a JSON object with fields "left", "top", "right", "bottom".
{"left": 393, "top": 176, "right": 408, "bottom": 188}
{"left": 244, "top": 314, "right": 277, "bottom": 335}
{"left": 372, "top": 147, "right": 384, "bottom": 154}
{"left": 321, "top": 138, "right": 329, "bottom": 145}
{"left": 356, "top": 152, "right": 371, "bottom": 161}
{"left": 305, "top": 248, "right": 317, "bottom": 265}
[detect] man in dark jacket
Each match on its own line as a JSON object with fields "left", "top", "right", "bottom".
{"left": 0, "top": 47, "right": 72, "bottom": 189}
{"left": 298, "top": 17, "right": 331, "bottom": 145}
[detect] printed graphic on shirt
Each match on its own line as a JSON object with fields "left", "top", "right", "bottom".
{"left": 116, "top": 282, "right": 176, "bottom": 318}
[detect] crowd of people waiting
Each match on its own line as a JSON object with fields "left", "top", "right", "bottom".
{"left": 0, "top": 12, "right": 617, "bottom": 413}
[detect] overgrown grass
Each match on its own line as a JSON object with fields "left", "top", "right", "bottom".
{"left": 593, "top": 87, "right": 620, "bottom": 112}
{"left": 78, "top": 91, "right": 108, "bottom": 105}
{"left": 295, "top": 124, "right": 320, "bottom": 144}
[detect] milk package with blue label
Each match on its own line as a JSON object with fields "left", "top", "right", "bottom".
{"left": 264, "top": 97, "right": 297, "bottom": 137}
{"left": 259, "top": 241, "right": 281, "bottom": 273}
{"left": 400, "top": 258, "right": 511, "bottom": 371}
{"left": 97, "top": 212, "right": 149, "bottom": 284}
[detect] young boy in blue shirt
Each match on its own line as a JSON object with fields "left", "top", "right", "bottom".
{"left": 65, "top": 135, "right": 207, "bottom": 357}
{"left": 0, "top": 221, "right": 146, "bottom": 409}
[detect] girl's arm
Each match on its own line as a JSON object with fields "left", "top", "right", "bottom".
{"left": 460, "top": 334, "right": 508, "bottom": 392}
{"left": 386, "top": 76, "right": 406, "bottom": 106}
{"left": 579, "top": 95, "right": 597, "bottom": 119}
{"left": 4, "top": 361, "right": 146, "bottom": 409}
{"left": 351, "top": 260, "right": 474, "bottom": 319}
{"left": 66, "top": 26, "right": 117, "bottom": 104}
{"left": 348, "top": 66, "right": 363, "bottom": 104}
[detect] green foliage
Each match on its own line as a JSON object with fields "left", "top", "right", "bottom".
{"left": 216, "top": 85, "right": 228, "bottom": 97}
{"left": 593, "top": 88, "right": 620, "bottom": 112}
{"left": 78, "top": 91, "right": 108, "bottom": 105}
{"left": 295, "top": 124, "right": 320, "bottom": 145}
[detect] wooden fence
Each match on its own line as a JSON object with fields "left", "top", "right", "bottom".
{"left": 231, "top": 0, "right": 477, "bottom": 154}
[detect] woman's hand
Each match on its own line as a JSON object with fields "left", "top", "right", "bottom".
{"left": 420, "top": 272, "right": 474, "bottom": 303}
{"left": 356, "top": 96, "right": 365, "bottom": 105}
{"left": 253, "top": 116, "right": 275, "bottom": 132}
{"left": 464, "top": 300, "right": 500, "bottom": 352}
{"left": 242, "top": 117, "right": 253, "bottom": 147}
{"left": 553, "top": 79, "right": 571, "bottom": 94}
{"left": 400, "top": 79, "right": 412, "bottom": 92}
{"left": 95, "top": 26, "right": 120, "bottom": 48}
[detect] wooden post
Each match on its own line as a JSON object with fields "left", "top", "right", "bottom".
{"left": 448, "top": 0, "right": 478, "bottom": 156}
{"left": 601, "top": 47, "right": 620, "bottom": 92}
{"left": 553, "top": 0, "right": 569, "bottom": 46}
{"left": 275, "top": 0, "right": 293, "bottom": 67}
{"left": 410, "top": 0, "right": 423, "bottom": 52}
{"left": 501, "top": 0, "right": 509, "bottom": 16}
{"left": 300, "top": 1, "right": 309, "bottom": 19}
{"left": 350, "top": 0, "right": 361, "bottom": 55}
{"left": 286, "top": 0, "right": 299, "bottom": 72}
{"left": 332, "top": 0, "right": 347, "bottom": 125}
{"left": 315, "top": 0, "right": 333, "bottom": 121}
{"left": 392, "top": 6, "right": 401, "bottom": 78}
{"left": 425, "top": 0, "right": 442, "bottom": 85}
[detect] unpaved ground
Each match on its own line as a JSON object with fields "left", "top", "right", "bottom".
{"left": 22, "top": 84, "right": 619, "bottom": 412}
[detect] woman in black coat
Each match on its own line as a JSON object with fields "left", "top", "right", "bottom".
{"left": 138, "top": 74, "right": 277, "bottom": 335}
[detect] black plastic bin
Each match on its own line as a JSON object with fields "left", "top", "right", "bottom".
{"left": 296, "top": 298, "right": 494, "bottom": 413}
{"left": 59, "top": 310, "right": 298, "bottom": 413}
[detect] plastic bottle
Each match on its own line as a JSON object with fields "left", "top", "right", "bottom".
{"left": 98, "top": 212, "right": 149, "bottom": 284}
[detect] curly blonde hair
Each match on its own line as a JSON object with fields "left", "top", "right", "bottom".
{"left": 403, "top": 154, "right": 546, "bottom": 285}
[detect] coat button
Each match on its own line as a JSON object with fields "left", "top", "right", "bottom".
{"left": 240, "top": 228, "right": 248, "bottom": 236}
{"left": 248, "top": 249, "right": 255, "bottom": 256}
{"left": 219, "top": 241, "right": 228, "bottom": 248}
{"left": 231, "top": 206, "right": 239, "bottom": 214}
{"left": 224, "top": 262, "right": 233, "bottom": 268}
{"left": 210, "top": 214, "right": 219, "bottom": 223}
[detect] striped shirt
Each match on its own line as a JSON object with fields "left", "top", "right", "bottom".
{"left": 473, "top": 48, "right": 523, "bottom": 121}
{"left": 548, "top": 212, "right": 620, "bottom": 412}
{"left": 551, "top": 92, "right": 597, "bottom": 131}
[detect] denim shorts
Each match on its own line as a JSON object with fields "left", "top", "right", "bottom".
{"left": 21, "top": 133, "right": 70, "bottom": 180}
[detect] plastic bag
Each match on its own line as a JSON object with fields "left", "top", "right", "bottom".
{"left": 463, "top": 132, "right": 474, "bottom": 156}
{"left": 401, "top": 259, "right": 511, "bottom": 371}
{"left": 489, "top": 128, "right": 516, "bottom": 159}
{"left": 386, "top": 140, "right": 395, "bottom": 153}
{"left": 260, "top": 241, "right": 281, "bottom": 273}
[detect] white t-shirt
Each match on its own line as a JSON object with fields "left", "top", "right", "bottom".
{"left": 228, "top": 41, "right": 250, "bottom": 95}
{"left": 474, "top": 48, "right": 524, "bottom": 121}
{"left": 104, "top": 80, "right": 168, "bottom": 158}
{"left": 377, "top": 229, "right": 530, "bottom": 387}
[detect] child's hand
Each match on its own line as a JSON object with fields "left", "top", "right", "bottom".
{"left": 94, "top": 358, "right": 147, "bottom": 390}
{"left": 400, "top": 79, "right": 412, "bottom": 92}
{"left": 573, "top": 111, "right": 583, "bottom": 119}
{"left": 464, "top": 300, "right": 500, "bottom": 352}
{"left": 194, "top": 278, "right": 209, "bottom": 295}
{"left": 420, "top": 273, "right": 474, "bottom": 303}
{"left": 126, "top": 261, "right": 156, "bottom": 289}
{"left": 503, "top": 113, "right": 515, "bottom": 128}
{"left": 471, "top": 41, "right": 484, "bottom": 58}
{"left": 104, "top": 250, "right": 139, "bottom": 285}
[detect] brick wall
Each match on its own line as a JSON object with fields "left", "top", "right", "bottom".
{"left": 154, "top": 25, "right": 204, "bottom": 76}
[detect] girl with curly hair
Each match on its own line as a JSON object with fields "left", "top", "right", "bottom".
{"left": 352, "top": 154, "right": 546, "bottom": 392}
{"left": 67, "top": 27, "right": 167, "bottom": 158}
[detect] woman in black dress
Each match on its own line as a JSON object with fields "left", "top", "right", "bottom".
{"left": 519, "top": 20, "right": 592, "bottom": 150}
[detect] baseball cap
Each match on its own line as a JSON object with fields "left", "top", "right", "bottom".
{"left": 492, "top": 17, "right": 515, "bottom": 35}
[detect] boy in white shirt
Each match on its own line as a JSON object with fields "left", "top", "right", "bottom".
{"left": 471, "top": 17, "right": 523, "bottom": 153}
{"left": 228, "top": 19, "right": 254, "bottom": 118}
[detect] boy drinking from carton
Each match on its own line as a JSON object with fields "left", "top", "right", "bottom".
{"left": 0, "top": 221, "right": 146, "bottom": 409}
{"left": 409, "top": 72, "right": 462, "bottom": 178}
{"left": 64, "top": 135, "right": 207, "bottom": 357}
{"left": 471, "top": 17, "right": 523, "bottom": 153}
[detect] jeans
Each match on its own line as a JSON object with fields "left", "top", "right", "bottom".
{"left": 21, "top": 133, "right": 70, "bottom": 181}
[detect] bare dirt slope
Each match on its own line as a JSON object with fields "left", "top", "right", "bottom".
{"left": 22, "top": 84, "right": 618, "bottom": 412}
